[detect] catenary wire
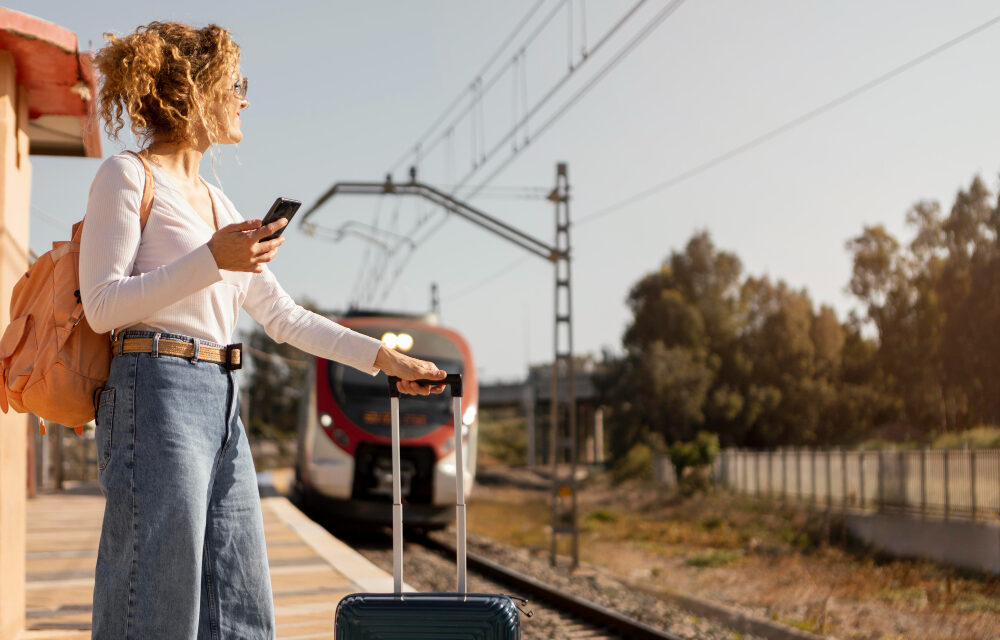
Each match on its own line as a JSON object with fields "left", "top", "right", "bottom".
{"left": 377, "top": 0, "right": 668, "bottom": 299}
{"left": 406, "top": 0, "right": 569, "bottom": 172}
{"left": 575, "top": 11, "right": 1000, "bottom": 227}
{"left": 444, "top": 11, "right": 1000, "bottom": 304}
{"left": 30, "top": 205, "right": 71, "bottom": 231}
{"left": 387, "top": 0, "right": 552, "bottom": 175}
{"left": 451, "top": 0, "right": 655, "bottom": 199}
{"left": 449, "top": 255, "right": 532, "bottom": 302}
{"left": 351, "top": 195, "right": 386, "bottom": 306}
{"left": 460, "top": 0, "right": 684, "bottom": 200}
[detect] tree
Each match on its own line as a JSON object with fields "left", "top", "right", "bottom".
{"left": 846, "top": 174, "right": 1000, "bottom": 435}
{"left": 601, "top": 229, "right": 889, "bottom": 455}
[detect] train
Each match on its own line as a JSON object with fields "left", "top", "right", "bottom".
{"left": 293, "top": 310, "right": 478, "bottom": 529}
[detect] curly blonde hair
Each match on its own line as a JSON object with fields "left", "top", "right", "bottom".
{"left": 93, "top": 21, "right": 241, "bottom": 147}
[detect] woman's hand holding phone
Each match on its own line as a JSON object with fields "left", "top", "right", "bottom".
{"left": 207, "top": 217, "right": 288, "bottom": 273}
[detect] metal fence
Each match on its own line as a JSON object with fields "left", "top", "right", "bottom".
{"left": 715, "top": 447, "right": 1000, "bottom": 521}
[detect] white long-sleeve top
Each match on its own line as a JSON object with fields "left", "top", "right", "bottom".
{"left": 79, "top": 151, "right": 381, "bottom": 375}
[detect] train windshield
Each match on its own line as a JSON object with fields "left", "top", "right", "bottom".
{"left": 327, "top": 326, "right": 465, "bottom": 436}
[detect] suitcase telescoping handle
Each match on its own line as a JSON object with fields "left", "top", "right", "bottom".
{"left": 386, "top": 374, "right": 466, "bottom": 596}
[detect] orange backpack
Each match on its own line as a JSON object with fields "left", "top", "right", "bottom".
{"left": 0, "top": 151, "right": 154, "bottom": 434}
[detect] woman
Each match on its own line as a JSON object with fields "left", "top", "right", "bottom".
{"left": 81, "top": 21, "right": 444, "bottom": 639}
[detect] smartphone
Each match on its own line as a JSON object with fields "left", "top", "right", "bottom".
{"left": 258, "top": 197, "right": 301, "bottom": 242}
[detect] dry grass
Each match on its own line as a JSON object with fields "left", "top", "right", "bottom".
{"left": 468, "top": 468, "right": 1000, "bottom": 640}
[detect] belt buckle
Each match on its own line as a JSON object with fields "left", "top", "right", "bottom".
{"left": 225, "top": 343, "right": 242, "bottom": 371}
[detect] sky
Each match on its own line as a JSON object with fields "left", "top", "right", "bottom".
{"left": 19, "top": 1, "right": 1000, "bottom": 381}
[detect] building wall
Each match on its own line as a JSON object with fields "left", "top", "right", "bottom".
{"left": 0, "top": 50, "right": 31, "bottom": 640}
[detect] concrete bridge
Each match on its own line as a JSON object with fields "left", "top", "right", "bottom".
{"left": 478, "top": 359, "right": 605, "bottom": 465}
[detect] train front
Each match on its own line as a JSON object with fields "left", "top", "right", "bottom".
{"left": 295, "top": 315, "right": 478, "bottom": 528}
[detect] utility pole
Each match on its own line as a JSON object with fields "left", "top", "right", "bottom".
{"left": 548, "top": 163, "right": 579, "bottom": 568}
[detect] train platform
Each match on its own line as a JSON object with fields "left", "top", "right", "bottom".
{"left": 20, "top": 468, "right": 404, "bottom": 640}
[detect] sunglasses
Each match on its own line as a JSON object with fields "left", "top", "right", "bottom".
{"left": 232, "top": 76, "right": 248, "bottom": 99}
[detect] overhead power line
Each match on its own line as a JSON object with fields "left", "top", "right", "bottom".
{"left": 452, "top": 0, "right": 657, "bottom": 198}
{"left": 446, "top": 11, "right": 1000, "bottom": 302}
{"left": 30, "top": 205, "right": 71, "bottom": 231}
{"left": 461, "top": 0, "right": 685, "bottom": 200}
{"left": 359, "top": 0, "right": 561, "bottom": 301}
{"left": 449, "top": 255, "right": 532, "bottom": 302}
{"left": 388, "top": 0, "right": 552, "bottom": 175}
{"left": 374, "top": 0, "right": 681, "bottom": 301}
{"left": 576, "top": 11, "right": 1000, "bottom": 227}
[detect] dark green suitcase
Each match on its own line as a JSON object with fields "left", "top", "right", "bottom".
{"left": 336, "top": 593, "right": 520, "bottom": 639}
{"left": 334, "top": 375, "right": 522, "bottom": 639}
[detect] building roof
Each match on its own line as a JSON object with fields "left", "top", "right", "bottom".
{"left": 0, "top": 8, "right": 101, "bottom": 157}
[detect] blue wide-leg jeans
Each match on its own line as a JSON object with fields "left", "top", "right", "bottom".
{"left": 91, "top": 330, "right": 276, "bottom": 639}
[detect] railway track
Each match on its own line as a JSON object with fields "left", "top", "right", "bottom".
{"left": 298, "top": 492, "right": 757, "bottom": 640}
{"left": 412, "top": 532, "right": 686, "bottom": 640}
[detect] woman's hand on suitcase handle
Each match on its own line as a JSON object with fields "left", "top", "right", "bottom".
{"left": 375, "top": 345, "right": 447, "bottom": 395}
{"left": 207, "top": 218, "right": 288, "bottom": 273}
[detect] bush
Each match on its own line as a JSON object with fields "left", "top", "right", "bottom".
{"left": 612, "top": 443, "right": 654, "bottom": 484}
{"left": 669, "top": 431, "right": 720, "bottom": 475}
{"left": 931, "top": 426, "right": 1000, "bottom": 450}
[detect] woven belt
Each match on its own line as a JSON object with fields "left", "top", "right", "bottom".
{"left": 111, "top": 336, "right": 242, "bottom": 370}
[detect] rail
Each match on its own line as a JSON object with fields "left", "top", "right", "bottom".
{"left": 415, "top": 533, "right": 685, "bottom": 640}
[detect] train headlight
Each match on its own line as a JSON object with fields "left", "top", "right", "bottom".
{"left": 462, "top": 405, "right": 477, "bottom": 426}
{"left": 319, "top": 413, "right": 333, "bottom": 428}
{"left": 380, "top": 332, "right": 413, "bottom": 351}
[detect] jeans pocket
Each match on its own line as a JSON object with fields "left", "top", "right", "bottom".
{"left": 96, "top": 388, "right": 116, "bottom": 470}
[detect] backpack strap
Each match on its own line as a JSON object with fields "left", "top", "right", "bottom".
{"left": 67, "top": 151, "right": 158, "bottom": 331}
{"left": 70, "top": 151, "right": 156, "bottom": 243}
{"left": 125, "top": 150, "right": 155, "bottom": 231}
